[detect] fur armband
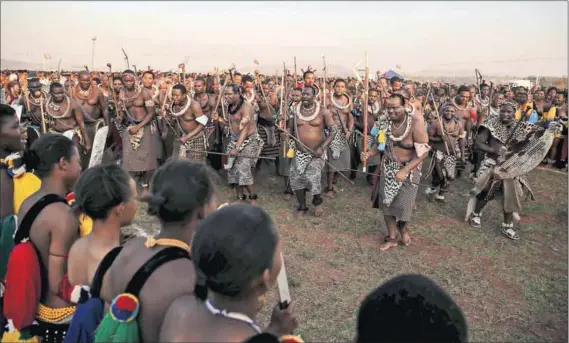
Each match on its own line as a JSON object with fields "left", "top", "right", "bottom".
{"left": 144, "top": 99, "right": 155, "bottom": 108}
{"left": 195, "top": 115, "right": 208, "bottom": 126}
{"left": 329, "top": 124, "right": 339, "bottom": 135}
{"left": 58, "top": 273, "right": 90, "bottom": 304}
{"left": 414, "top": 142, "right": 431, "bottom": 157}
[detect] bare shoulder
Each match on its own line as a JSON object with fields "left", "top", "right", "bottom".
{"left": 141, "top": 87, "right": 153, "bottom": 100}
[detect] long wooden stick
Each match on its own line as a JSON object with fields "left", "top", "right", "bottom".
{"left": 39, "top": 95, "right": 47, "bottom": 134}
{"left": 280, "top": 62, "right": 287, "bottom": 157}
{"left": 184, "top": 149, "right": 276, "bottom": 160}
{"left": 430, "top": 92, "right": 450, "bottom": 155}
{"left": 322, "top": 56, "right": 327, "bottom": 107}
{"left": 274, "top": 124, "right": 355, "bottom": 185}
{"left": 362, "top": 52, "right": 369, "bottom": 172}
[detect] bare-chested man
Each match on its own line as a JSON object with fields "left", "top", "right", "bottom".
{"left": 165, "top": 84, "right": 208, "bottom": 162}
{"left": 278, "top": 87, "right": 302, "bottom": 197}
{"left": 141, "top": 71, "right": 164, "bottom": 165}
{"left": 193, "top": 78, "right": 218, "bottom": 157}
{"left": 452, "top": 85, "right": 477, "bottom": 145}
{"left": 214, "top": 84, "right": 263, "bottom": 204}
{"left": 362, "top": 94, "right": 431, "bottom": 251}
{"left": 20, "top": 76, "right": 47, "bottom": 149}
{"left": 474, "top": 83, "right": 491, "bottom": 126}
{"left": 324, "top": 79, "right": 354, "bottom": 199}
{"left": 257, "top": 80, "right": 281, "bottom": 171}
{"left": 118, "top": 70, "right": 157, "bottom": 191}
{"left": 353, "top": 89, "right": 383, "bottom": 184}
{"left": 71, "top": 71, "right": 109, "bottom": 167}
{"left": 45, "top": 82, "right": 92, "bottom": 156}
{"left": 287, "top": 86, "right": 337, "bottom": 216}
{"left": 426, "top": 103, "right": 465, "bottom": 202}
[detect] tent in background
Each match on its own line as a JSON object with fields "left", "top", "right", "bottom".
{"left": 380, "top": 69, "right": 405, "bottom": 80}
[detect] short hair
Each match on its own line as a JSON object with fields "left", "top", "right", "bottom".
{"left": 49, "top": 82, "right": 64, "bottom": 93}
{"left": 225, "top": 83, "right": 240, "bottom": 94}
{"left": 457, "top": 85, "right": 470, "bottom": 94}
{"left": 92, "top": 78, "right": 101, "bottom": 85}
{"left": 334, "top": 79, "right": 346, "bottom": 87}
{"left": 241, "top": 75, "right": 253, "bottom": 84}
{"left": 547, "top": 87, "right": 558, "bottom": 95}
{"left": 78, "top": 71, "right": 90, "bottom": 79}
{"left": 192, "top": 204, "right": 278, "bottom": 300}
{"left": 194, "top": 77, "right": 206, "bottom": 85}
{"left": 23, "top": 133, "right": 76, "bottom": 179}
{"left": 303, "top": 70, "right": 315, "bottom": 79}
{"left": 389, "top": 93, "right": 405, "bottom": 106}
{"left": 143, "top": 160, "right": 215, "bottom": 223}
{"left": 480, "top": 83, "right": 490, "bottom": 89}
{"left": 172, "top": 84, "right": 187, "bottom": 95}
{"left": 390, "top": 77, "right": 402, "bottom": 84}
{"left": 112, "top": 76, "right": 123, "bottom": 83}
{"left": 122, "top": 70, "right": 135, "bottom": 77}
{"left": 74, "top": 165, "right": 132, "bottom": 220}
{"left": 0, "top": 104, "right": 16, "bottom": 124}
{"left": 292, "top": 87, "right": 302, "bottom": 92}
{"left": 303, "top": 85, "right": 317, "bottom": 96}
{"left": 356, "top": 274, "right": 468, "bottom": 343}
{"left": 142, "top": 71, "right": 154, "bottom": 79}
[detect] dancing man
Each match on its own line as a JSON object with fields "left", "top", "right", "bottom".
{"left": 118, "top": 70, "right": 157, "bottom": 191}
{"left": 325, "top": 79, "right": 354, "bottom": 199}
{"left": 287, "top": 85, "right": 337, "bottom": 216}
{"left": 362, "top": 94, "right": 431, "bottom": 251}
{"left": 426, "top": 103, "right": 465, "bottom": 202}
{"left": 466, "top": 100, "right": 556, "bottom": 240}
{"left": 166, "top": 84, "right": 208, "bottom": 162}
{"left": 216, "top": 84, "right": 263, "bottom": 204}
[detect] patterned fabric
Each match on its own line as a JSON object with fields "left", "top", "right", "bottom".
{"left": 178, "top": 132, "right": 207, "bottom": 162}
{"left": 329, "top": 126, "right": 348, "bottom": 160}
{"left": 481, "top": 116, "right": 554, "bottom": 179}
{"left": 290, "top": 154, "right": 325, "bottom": 196}
{"left": 372, "top": 156, "right": 421, "bottom": 222}
{"left": 226, "top": 132, "right": 264, "bottom": 186}
{"left": 258, "top": 123, "right": 281, "bottom": 158}
{"left": 473, "top": 157, "right": 534, "bottom": 214}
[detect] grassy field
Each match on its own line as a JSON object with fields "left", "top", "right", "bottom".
{"left": 132, "top": 163, "right": 568, "bottom": 342}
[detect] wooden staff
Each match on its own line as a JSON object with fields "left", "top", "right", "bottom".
{"left": 253, "top": 60, "right": 272, "bottom": 111}
{"left": 213, "top": 65, "right": 236, "bottom": 115}
{"left": 430, "top": 92, "right": 450, "bottom": 155}
{"left": 362, "top": 52, "right": 369, "bottom": 173}
{"left": 322, "top": 56, "right": 327, "bottom": 107}
{"left": 39, "top": 94, "right": 47, "bottom": 134}
{"left": 184, "top": 149, "right": 276, "bottom": 160}
{"left": 280, "top": 62, "right": 287, "bottom": 156}
{"left": 293, "top": 56, "right": 297, "bottom": 83}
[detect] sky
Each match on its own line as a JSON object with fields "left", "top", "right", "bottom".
{"left": 1, "top": 1, "right": 568, "bottom": 76}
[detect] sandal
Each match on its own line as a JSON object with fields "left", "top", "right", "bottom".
{"left": 470, "top": 212, "right": 482, "bottom": 228}
{"left": 501, "top": 223, "right": 520, "bottom": 240}
{"left": 379, "top": 236, "right": 398, "bottom": 251}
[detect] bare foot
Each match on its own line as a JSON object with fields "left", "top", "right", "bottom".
{"left": 400, "top": 228, "right": 411, "bottom": 246}
{"left": 284, "top": 193, "right": 292, "bottom": 200}
{"left": 314, "top": 205, "right": 323, "bottom": 217}
{"left": 327, "top": 190, "right": 335, "bottom": 199}
{"left": 379, "top": 237, "right": 398, "bottom": 251}
{"left": 250, "top": 199, "right": 257, "bottom": 206}
{"left": 294, "top": 208, "right": 308, "bottom": 218}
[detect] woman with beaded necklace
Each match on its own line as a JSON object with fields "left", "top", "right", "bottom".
{"left": 362, "top": 94, "right": 431, "bottom": 251}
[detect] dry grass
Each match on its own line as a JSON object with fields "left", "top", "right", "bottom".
{"left": 131, "top": 163, "right": 568, "bottom": 342}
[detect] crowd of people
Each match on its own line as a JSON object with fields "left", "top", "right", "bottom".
{"left": 0, "top": 64, "right": 566, "bottom": 342}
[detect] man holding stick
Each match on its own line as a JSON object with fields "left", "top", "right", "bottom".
{"left": 286, "top": 85, "right": 337, "bottom": 217}
{"left": 166, "top": 84, "right": 208, "bottom": 162}
{"left": 214, "top": 84, "right": 263, "bottom": 205}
